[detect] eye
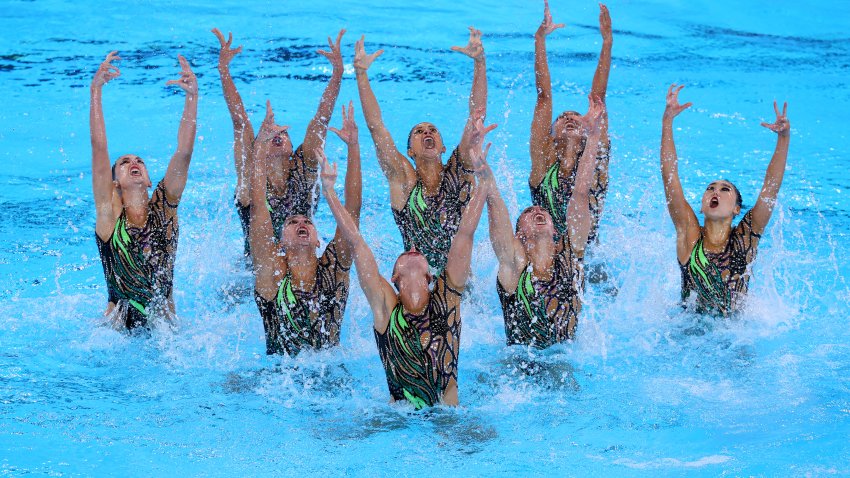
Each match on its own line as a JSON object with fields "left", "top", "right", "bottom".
{"left": 721, "top": 187, "right": 730, "bottom": 192}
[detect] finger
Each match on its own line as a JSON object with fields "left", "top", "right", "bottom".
{"left": 483, "top": 142, "right": 492, "bottom": 158}
{"left": 317, "top": 50, "right": 330, "bottom": 57}
{"left": 782, "top": 102, "right": 787, "bottom": 117}
{"left": 681, "top": 102, "right": 693, "bottom": 110}
{"left": 177, "top": 54, "right": 189, "bottom": 70}
{"left": 212, "top": 28, "right": 224, "bottom": 43}
{"left": 328, "top": 127, "right": 341, "bottom": 136}
{"left": 264, "top": 100, "right": 274, "bottom": 122}
{"left": 675, "top": 84, "right": 685, "bottom": 93}
{"left": 484, "top": 123, "right": 498, "bottom": 134}
{"left": 227, "top": 32, "right": 233, "bottom": 46}
{"left": 373, "top": 49, "right": 384, "bottom": 59}
{"left": 106, "top": 50, "right": 119, "bottom": 60}
{"left": 760, "top": 122, "right": 772, "bottom": 129}
{"left": 234, "top": 45, "right": 243, "bottom": 55}
{"left": 554, "top": 23, "right": 566, "bottom": 29}
{"left": 348, "top": 100, "right": 354, "bottom": 117}
{"left": 450, "top": 46, "right": 463, "bottom": 52}
{"left": 336, "top": 29, "right": 346, "bottom": 47}
{"left": 773, "top": 100, "right": 779, "bottom": 117}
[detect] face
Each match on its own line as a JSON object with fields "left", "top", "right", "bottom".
{"left": 551, "top": 111, "right": 584, "bottom": 142}
{"left": 280, "top": 215, "right": 319, "bottom": 250}
{"left": 701, "top": 180, "right": 741, "bottom": 220}
{"left": 113, "top": 154, "right": 152, "bottom": 189}
{"left": 259, "top": 130, "right": 293, "bottom": 159}
{"left": 515, "top": 206, "right": 556, "bottom": 243}
{"left": 407, "top": 122, "right": 446, "bottom": 160}
{"left": 392, "top": 251, "right": 432, "bottom": 306}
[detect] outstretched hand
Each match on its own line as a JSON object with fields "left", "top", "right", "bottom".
{"left": 257, "top": 100, "right": 289, "bottom": 144}
{"left": 316, "top": 147, "right": 338, "bottom": 192}
{"left": 317, "top": 29, "right": 346, "bottom": 70}
{"left": 599, "top": 4, "right": 612, "bottom": 42}
{"left": 212, "top": 28, "right": 242, "bottom": 69}
{"left": 329, "top": 101, "right": 358, "bottom": 145}
{"left": 579, "top": 94, "right": 606, "bottom": 134}
{"left": 451, "top": 26, "right": 485, "bottom": 62}
{"left": 537, "top": 0, "right": 565, "bottom": 37}
{"left": 469, "top": 116, "right": 497, "bottom": 181}
{"left": 469, "top": 109, "right": 497, "bottom": 149}
{"left": 354, "top": 35, "right": 384, "bottom": 72}
{"left": 166, "top": 55, "right": 198, "bottom": 96}
{"left": 663, "top": 84, "right": 692, "bottom": 121}
{"left": 92, "top": 51, "right": 121, "bottom": 88}
{"left": 761, "top": 101, "right": 790, "bottom": 137}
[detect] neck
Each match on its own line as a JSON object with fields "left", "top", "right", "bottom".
{"left": 414, "top": 155, "right": 443, "bottom": 194}
{"left": 399, "top": 290, "right": 429, "bottom": 315}
{"left": 286, "top": 247, "right": 318, "bottom": 288}
{"left": 120, "top": 186, "right": 150, "bottom": 226}
{"left": 702, "top": 217, "right": 733, "bottom": 251}
{"left": 523, "top": 236, "right": 556, "bottom": 280}
{"left": 554, "top": 137, "right": 582, "bottom": 158}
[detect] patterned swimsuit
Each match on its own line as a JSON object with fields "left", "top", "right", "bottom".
{"left": 497, "top": 236, "right": 584, "bottom": 348}
{"left": 392, "top": 147, "right": 474, "bottom": 272}
{"left": 236, "top": 145, "right": 319, "bottom": 256}
{"left": 680, "top": 211, "right": 761, "bottom": 315}
{"left": 254, "top": 241, "right": 351, "bottom": 356}
{"left": 96, "top": 181, "right": 179, "bottom": 329}
{"left": 530, "top": 140, "right": 611, "bottom": 242}
{"left": 374, "top": 273, "right": 463, "bottom": 409}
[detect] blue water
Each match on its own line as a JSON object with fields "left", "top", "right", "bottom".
{"left": 2, "top": 0, "right": 849, "bottom": 475}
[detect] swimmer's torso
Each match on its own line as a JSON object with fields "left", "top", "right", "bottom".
{"left": 681, "top": 210, "right": 761, "bottom": 315}
{"left": 498, "top": 237, "right": 584, "bottom": 348}
{"left": 96, "top": 181, "right": 179, "bottom": 329}
{"left": 255, "top": 240, "right": 351, "bottom": 355}
{"left": 374, "top": 273, "right": 463, "bottom": 408}
{"left": 392, "top": 147, "right": 473, "bottom": 271}
{"left": 531, "top": 140, "right": 611, "bottom": 242}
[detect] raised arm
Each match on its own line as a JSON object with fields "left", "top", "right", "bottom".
{"left": 251, "top": 102, "right": 289, "bottom": 300}
{"left": 750, "top": 101, "right": 790, "bottom": 234}
{"left": 591, "top": 4, "right": 613, "bottom": 145}
{"left": 469, "top": 135, "right": 525, "bottom": 290}
{"left": 323, "top": 101, "right": 362, "bottom": 267}
{"left": 530, "top": 0, "right": 564, "bottom": 184}
{"left": 302, "top": 30, "right": 346, "bottom": 167}
{"left": 212, "top": 28, "right": 254, "bottom": 206}
{"left": 661, "top": 84, "right": 700, "bottom": 262}
{"left": 453, "top": 27, "right": 488, "bottom": 168}
{"left": 566, "top": 95, "right": 604, "bottom": 255}
{"left": 353, "top": 36, "right": 415, "bottom": 198}
{"left": 162, "top": 55, "right": 198, "bottom": 202}
{"left": 445, "top": 175, "right": 488, "bottom": 289}
{"left": 91, "top": 51, "right": 121, "bottom": 240}
{"left": 319, "top": 150, "right": 396, "bottom": 331}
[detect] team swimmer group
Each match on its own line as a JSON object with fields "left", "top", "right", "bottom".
{"left": 89, "top": 2, "right": 791, "bottom": 408}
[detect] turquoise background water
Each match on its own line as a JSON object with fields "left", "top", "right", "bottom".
{"left": 1, "top": 0, "right": 848, "bottom": 475}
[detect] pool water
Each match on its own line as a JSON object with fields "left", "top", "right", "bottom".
{"left": 1, "top": 0, "right": 849, "bottom": 475}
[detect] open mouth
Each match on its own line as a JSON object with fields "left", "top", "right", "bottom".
{"left": 709, "top": 197, "right": 719, "bottom": 208}
{"left": 296, "top": 226, "right": 310, "bottom": 239}
{"left": 423, "top": 136, "right": 435, "bottom": 149}
{"left": 533, "top": 211, "right": 547, "bottom": 225}
{"left": 129, "top": 166, "right": 142, "bottom": 177}
{"left": 272, "top": 135, "right": 283, "bottom": 147}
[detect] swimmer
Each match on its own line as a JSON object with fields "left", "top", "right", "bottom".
{"left": 90, "top": 51, "right": 198, "bottom": 330}
{"left": 250, "top": 101, "right": 361, "bottom": 355}
{"left": 661, "top": 85, "right": 791, "bottom": 315}
{"left": 353, "top": 27, "right": 488, "bottom": 272}
{"left": 213, "top": 28, "right": 345, "bottom": 258}
{"left": 320, "top": 146, "right": 487, "bottom": 408}
{"left": 478, "top": 95, "right": 606, "bottom": 347}
{"left": 530, "top": 1, "right": 612, "bottom": 244}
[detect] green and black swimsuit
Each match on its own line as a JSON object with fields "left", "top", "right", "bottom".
{"left": 497, "top": 236, "right": 584, "bottom": 348}
{"left": 374, "top": 272, "right": 463, "bottom": 409}
{"left": 96, "top": 181, "right": 179, "bottom": 329}
{"left": 530, "top": 140, "right": 611, "bottom": 242}
{"left": 236, "top": 145, "right": 319, "bottom": 257}
{"left": 254, "top": 240, "right": 351, "bottom": 356}
{"left": 392, "top": 147, "right": 473, "bottom": 272}
{"left": 680, "top": 210, "right": 761, "bottom": 316}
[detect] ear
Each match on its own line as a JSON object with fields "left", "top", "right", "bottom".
{"left": 407, "top": 148, "right": 415, "bottom": 159}
{"left": 734, "top": 205, "right": 741, "bottom": 216}
{"left": 440, "top": 145, "right": 446, "bottom": 154}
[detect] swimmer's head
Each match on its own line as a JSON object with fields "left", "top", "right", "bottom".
{"left": 391, "top": 247, "right": 432, "bottom": 310}
{"left": 112, "top": 154, "right": 152, "bottom": 190}
{"left": 551, "top": 110, "right": 586, "bottom": 142}
{"left": 255, "top": 128, "right": 293, "bottom": 159}
{"left": 280, "top": 214, "right": 319, "bottom": 251}
{"left": 515, "top": 205, "right": 557, "bottom": 243}
{"left": 700, "top": 179, "right": 742, "bottom": 220}
{"left": 407, "top": 122, "right": 446, "bottom": 161}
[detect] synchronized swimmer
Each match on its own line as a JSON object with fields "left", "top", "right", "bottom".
{"left": 88, "top": 2, "right": 790, "bottom": 407}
